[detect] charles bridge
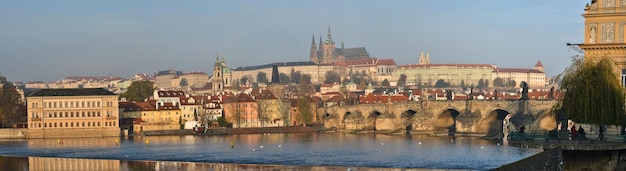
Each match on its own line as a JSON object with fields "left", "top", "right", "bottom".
{"left": 320, "top": 99, "right": 558, "bottom": 136}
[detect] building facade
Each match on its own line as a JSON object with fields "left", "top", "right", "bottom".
{"left": 579, "top": 0, "right": 626, "bottom": 86}
{"left": 395, "top": 64, "right": 494, "bottom": 86}
{"left": 26, "top": 88, "right": 120, "bottom": 138}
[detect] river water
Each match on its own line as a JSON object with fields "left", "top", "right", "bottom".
{"left": 0, "top": 133, "right": 540, "bottom": 170}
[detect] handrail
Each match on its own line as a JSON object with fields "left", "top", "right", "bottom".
{"left": 509, "top": 131, "right": 626, "bottom": 143}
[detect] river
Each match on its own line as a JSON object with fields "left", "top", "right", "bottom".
{"left": 0, "top": 133, "right": 541, "bottom": 170}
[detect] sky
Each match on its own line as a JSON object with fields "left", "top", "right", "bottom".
{"left": 0, "top": 0, "right": 589, "bottom": 82}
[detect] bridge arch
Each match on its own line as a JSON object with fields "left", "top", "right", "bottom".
{"left": 434, "top": 108, "right": 461, "bottom": 134}
{"left": 402, "top": 110, "right": 417, "bottom": 132}
{"left": 478, "top": 109, "right": 511, "bottom": 138}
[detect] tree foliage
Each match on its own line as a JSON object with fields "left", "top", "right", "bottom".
{"left": 323, "top": 71, "right": 341, "bottom": 84}
{"left": 381, "top": 79, "right": 390, "bottom": 87}
{"left": 297, "top": 96, "right": 314, "bottom": 126}
{"left": 434, "top": 79, "right": 450, "bottom": 88}
{"left": 460, "top": 80, "right": 467, "bottom": 91}
{"left": 120, "top": 81, "right": 154, "bottom": 102}
{"left": 279, "top": 73, "right": 290, "bottom": 84}
{"left": 493, "top": 77, "right": 506, "bottom": 87}
{"left": 256, "top": 71, "right": 268, "bottom": 83}
{"left": 397, "top": 74, "right": 407, "bottom": 86}
{"left": 179, "top": 78, "right": 188, "bottom": 87}
{"left": 290, "top": 68, "right": 302, "bottom": 84}
{"left": 555, "top": 56, "right": 626, "bottom": 125}
{"left": 0, "top": 82, "right": 22, "bottom": 127}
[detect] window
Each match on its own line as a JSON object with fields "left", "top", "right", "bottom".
{"left": 88, "top": 122, "right": 91, "bottom": 127}
{"left": 65, "top": 122, "right": 68, "bottom": 127}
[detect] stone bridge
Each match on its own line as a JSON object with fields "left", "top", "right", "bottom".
{"left": 319, "top": 100, "right": 558, "bottom": 137}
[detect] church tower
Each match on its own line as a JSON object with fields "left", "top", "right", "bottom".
{"left": 212, "top": 53, "right": 223, "bottom": 92}
{"left": 579, "top": 0, "right": 626, "bottom": 86}
{"left": 534, "top": 60, "right": 544, "bottom": 73}
{"left": 419, "top": 50, "right": 426, "bottom": 65}
{"left": 310, "top": 34, "right": 318, "bottom": 63}
{"left": 425, "top": 51, "right": 431, "bottom": 64}
{"left": 321, "top": 25, "right": 336, "bottom": 64}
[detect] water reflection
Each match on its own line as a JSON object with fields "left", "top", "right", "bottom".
{"left": 0, "top": 156, "right": 460, "bottom": 171}
{"left": 0, "top": 133, "right": 541, "bottom": 170}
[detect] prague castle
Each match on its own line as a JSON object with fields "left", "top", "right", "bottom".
{"left": 310, "top": 26, "right": 370, "bottom": 64}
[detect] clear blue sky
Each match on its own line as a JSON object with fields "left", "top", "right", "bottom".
{"left": 0, "top": 0, "right": 588, "bottom": 82}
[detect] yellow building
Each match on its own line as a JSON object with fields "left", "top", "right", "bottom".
{"left": 579, "top": 0, "right": 626, "bottom": 85}
{"left": 132, "top": 101, "right": 182, "bottom": 132}
{"left": 26, "top": 88, "right": 120, "bottom": 138}
{"left": 394, "top": 64, "right": 493, "bottom": 86}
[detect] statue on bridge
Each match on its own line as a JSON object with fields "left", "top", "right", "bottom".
{"left": 520, "top": 82, "right": 529, "bottom": 100}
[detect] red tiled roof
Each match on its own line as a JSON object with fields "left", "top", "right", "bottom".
{"left": 493, "top": 68, "right": 543, "bottom": 73}
{"left": 535, "top": 60, "right": 544, "bottom": 67}
{"left": 377, "top": 59, "right": 396, "bottom": 65}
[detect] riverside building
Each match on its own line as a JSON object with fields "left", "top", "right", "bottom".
{"left": 26, "top": 88, "right": 120, "bottom": 138}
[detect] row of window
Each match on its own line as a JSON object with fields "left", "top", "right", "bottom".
{"left": 29, "top": 121, "right": 117, "bottom": 128}
{"left": 32, "top": 101, "right": 115, "bottom": 109}
{"left": 36, "top": 111, "right": 103, "bottom": 118}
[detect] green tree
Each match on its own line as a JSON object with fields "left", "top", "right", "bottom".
{"left": 555, "top": 56, "right": 626, "bottom": 125}
{"left": 397, "top": 74, "right": 407, "bottom": 86}
{"left": 193, "top": 109, "right": 198, "bottom": 121}
{"left": 256, "top": 72, "right": 268, "bottom": 83}
{"left": 434, "top": 79, "right": 450, "bottom": 88}
{"left": 216, "top": 116, "right": 229, "bottom": 127}
{"left": 381, "top": 79, "right": 390, "bottom": 87}
{"left": 290, "top": 68, "right": 302, "bottom": 84}
{"left": 493, "top": 77, "right": 506, "bottom": 87}
{"left": 323, "top": 71, "right": 341, "bottom": 84}
{"left": 476, "top": 79, "right": 485, "bottom": 89}
{"left": 460, "top": 80, "right": 467, "bottom": 91}
{"left": 0, "top": 82, "right": 22, "bottom": 128}
{"left": 120, "top": 81, "right": 154, "bottom": 102}
{"left": 279, "top": 73, "right": 290, "bottom": 84}
{"left": 179, "top": 78, "right": 188, "bottom": 87}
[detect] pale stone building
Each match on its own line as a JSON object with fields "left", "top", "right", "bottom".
{"left": 336, "top": 58, "right": 397, "bottom": 82}
{"left": 232, "top": 61, "right": 339, "bottom": 84}
{"left": 579, "top": 0, "right": 626, "bottom": 86}
{"left": 395, "top": 64, "right": 494, "bottom": 86}
{"left": 26, "top": 88, "right": 120, "bottom": 138}
{"left": 492, "top": 61, "right": 547, "bottom": 88}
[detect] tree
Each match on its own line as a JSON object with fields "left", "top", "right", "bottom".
{"left": 397, "top": 74, "right": 407, "bottom": 86}
{"left": 358, "top": 79, "right": 366, "bottom": 90}
{"left": 290, "top": 68, "right": 302, "bottom": 84}
{"left": 256, "top": 72, "right": 268, "bottom": 84}
{"left": 382, "top": 79, "right": 390, "bottom": 87}
{"left": 493, "top": 77, "right": 506, "bottom": 87}
{"left": 0, "top": 82, "right": 21, "bottom": 128}
{"left": 179, "top": 78, "right": 188, "bottom": 87}
{"left": 299, "top": 74, "right": 313, "bottom": 94}
{"left": 120, "top": 81, "right": 154, "bottom": 102}
{"left": 555, "top": 56, "right": 626, "bottom": 125}
{"left": 279, "top": 73, "right": 290, "bottom": 84}
{"left": 216, "top": 116, "right": 229, "bottom": 127}
{"left": 460, "top": 80, "right": 467, "bottom": 91}
{"left": 193, "top": 109, "right": 198, "bottom": 121}
{"left": 476, "top": 79, "right": 485, "bottom": 89}
{"left": 324, "top": 71, "right": 341, "bottom": 84}
{"left": 297, "top": 96, "right": 314, "bottom": 126}
{"left": 434, "top": 79, "right": 450, "bottom": 88}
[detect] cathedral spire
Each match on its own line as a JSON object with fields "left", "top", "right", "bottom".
{"left": 311, "top": 34, "right": 316, "bottom": 45}
{"left": 419, "top": 50, "right": 425, "bottom": 65}
{"left": 425, "top": 51, "right": 430, "bottom": 64}
{"left": 326, "top": 24, "right": 333, "bottom": 43}
{"left": 215, "top": 51, "right": 220, "bottom": 66}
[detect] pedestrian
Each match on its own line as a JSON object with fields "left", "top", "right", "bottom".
{"left": 570, "top": 125, "right": 577, "bottom": 140}
{"left": 519, "top": 125, "right": 526, "bottom": 134}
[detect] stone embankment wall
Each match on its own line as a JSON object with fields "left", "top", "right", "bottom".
{"left": 0, "top": 129, "right": 27, "bottom": 138}
{"left": 492, "top": 148, "right": 562, "bottom": 171}
{"left": 26, "top": 128, "right": 119, "bottom": 138}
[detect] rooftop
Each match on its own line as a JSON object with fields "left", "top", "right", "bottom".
{"left": 28, "top": 88, "right": 116, "bottom": 97}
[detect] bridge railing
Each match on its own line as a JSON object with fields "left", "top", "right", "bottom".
{"left": 509, "top": 131, "right": 626, "bottom": 143}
